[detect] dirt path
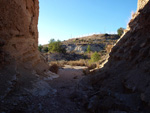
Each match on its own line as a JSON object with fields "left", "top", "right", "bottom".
{"left": 46, "top": 65, "right": 87, "bottom": 113}
{"left": 1, "top": 66, "right": 88, "bottom": 113}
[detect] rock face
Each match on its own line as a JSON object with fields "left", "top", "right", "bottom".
{"left": 0, "top": 0, "right": 57, "bottom": 108}
{"left": 137, "top": 0, "right": 149, "bottom": 11}
{"left": 0, "top": 0, "right": 48, "bottom": 70}
{"left": 65, "top": 44, "right": 104, "bottom": 53}
{"left": 77, "top": 1, "right": 150, "bottom": 112}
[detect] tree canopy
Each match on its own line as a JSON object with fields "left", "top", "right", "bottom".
{"left": 117, "top": 27, "right": 124, "bottom": 37}
{"left": 48, "top": 39, "right": 66, "bottom": 53}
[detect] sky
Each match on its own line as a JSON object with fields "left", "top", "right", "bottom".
{"left": 38, "top": 0, "right": 137, "bottom": 45}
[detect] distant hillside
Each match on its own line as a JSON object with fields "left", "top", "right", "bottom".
{"left": 62, "top": 34, "right": 119, "bottom": 45}
{"left": 62, "top": 34, "right": 120, "bottom": 53}
{"left": 42, "top": 34, "right": 120, "bottom": 53}
{"left": 43, "top": 34, "right": 119, "bottom": 46}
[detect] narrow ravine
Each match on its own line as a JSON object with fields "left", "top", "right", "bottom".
{"left": 43, "top": 66, "right": 87, "bottom": 113}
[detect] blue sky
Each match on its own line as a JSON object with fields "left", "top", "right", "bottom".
{"left": 38, "top": 0, "right": 137, "bottom": 45}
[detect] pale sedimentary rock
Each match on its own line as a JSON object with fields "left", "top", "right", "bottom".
{"left": 137, "top": 0, "right": 149, "bottom": 11}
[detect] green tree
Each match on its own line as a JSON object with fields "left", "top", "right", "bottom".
{"left": 43, "top": 47, "right": 48, "bottom": 52}
{"left": 38, "top": 44, "right": 43, "bottom": 52}
{"left": 49, "top": 39, "right": 55, "bottom": 43}
{"left": 91, "top": 52, "right": 100, "bottom": 62}
{"left": 117, "top": 27, "right": 124, "bottom": 37}
{"left": 48, "top": 39, "right": 64, "bottom": 53}
{"left": 87, "top": 45, "right": 91, "bottom": 53}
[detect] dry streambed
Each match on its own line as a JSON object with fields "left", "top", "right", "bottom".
{"left": 45, "top": 65, "right": 88, "bottom": 113}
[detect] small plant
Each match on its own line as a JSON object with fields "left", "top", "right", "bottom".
{"left": 117, "top": 27, "right": 124, "bottom": 37}
{"left": 68, "top": 60, "right": 86, "bottom": 66}
{"left": 87, "top": 45, "right": 91, "bottom": 53}
{"left": 88, "top": 39, "right": 93, "bottom": 44}
{"left": 38, "top": 44, "right": 43, "bottom": 52}
{"left": 87, "top": 63, "right": 97, "bottom": 70}
{"left": 73, "top": 40, "right": 76, "bottom": 43}
{"left": 91, "top": 52, "right": 100, "bottom": 62}
{"left": 43, "top": 47, "right": 48, "bottom": 52}
{"left": 104, "top": 33, "right": 109, "bottom": 36}
{"left": 50, "top": 60, "right": 67, "bottom": 68}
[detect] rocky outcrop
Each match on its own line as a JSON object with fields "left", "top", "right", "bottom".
{"left": 0, "top": 0, "right": 58, "bottom": 110}
{"left": 77, "top": 1, "right": 150, "bottom": 112}
{"left": 137, "top": 0, "right": 149, "bottom": 11}
{"left": 65, "top": 44, "right": 104, "bottom": 53}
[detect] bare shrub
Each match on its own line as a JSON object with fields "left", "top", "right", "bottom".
{"left": 49, "top": 63, "right": 59, "bottom": 74}
{"left": 87, "top": 64, "right": 97, "bottom": 70}
{"left": 67, "top": 59, "right": 86, "bottom": 66}
{"left": 50, "top": 60, "right": 67, "bottom": 68}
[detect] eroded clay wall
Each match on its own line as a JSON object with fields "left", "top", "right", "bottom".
{"left": 0, "top": 0, "right": 52, "bottom": 101}
{"left": 0, "top": 0, "right": 48, "bottom": 71}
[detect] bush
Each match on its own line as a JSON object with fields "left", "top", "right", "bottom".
{"left": 117, "top": 27, "right": 124, "bottom": 37}
{"left": 87, "top": 45, "right": 91, "bottom": 53}
{"left": 104, "top": 33, "right": 109, "bottom": 36}
{"left": 48, "top": 39, "right": 65, "bottom": 53}
{"left": 91, "top": 52, "right": 100, "bottom": 62}
{"left": 38, "top": 44, "right": 43, "bottom": 52}
{"left": 43, "top": 47, "right": 48, "bottom": 52}
{"left": 49, "top": 63, "right": 59, "bottom": 74}
{"left": 67, "top": 60, "right": 86, "bottom": 66}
